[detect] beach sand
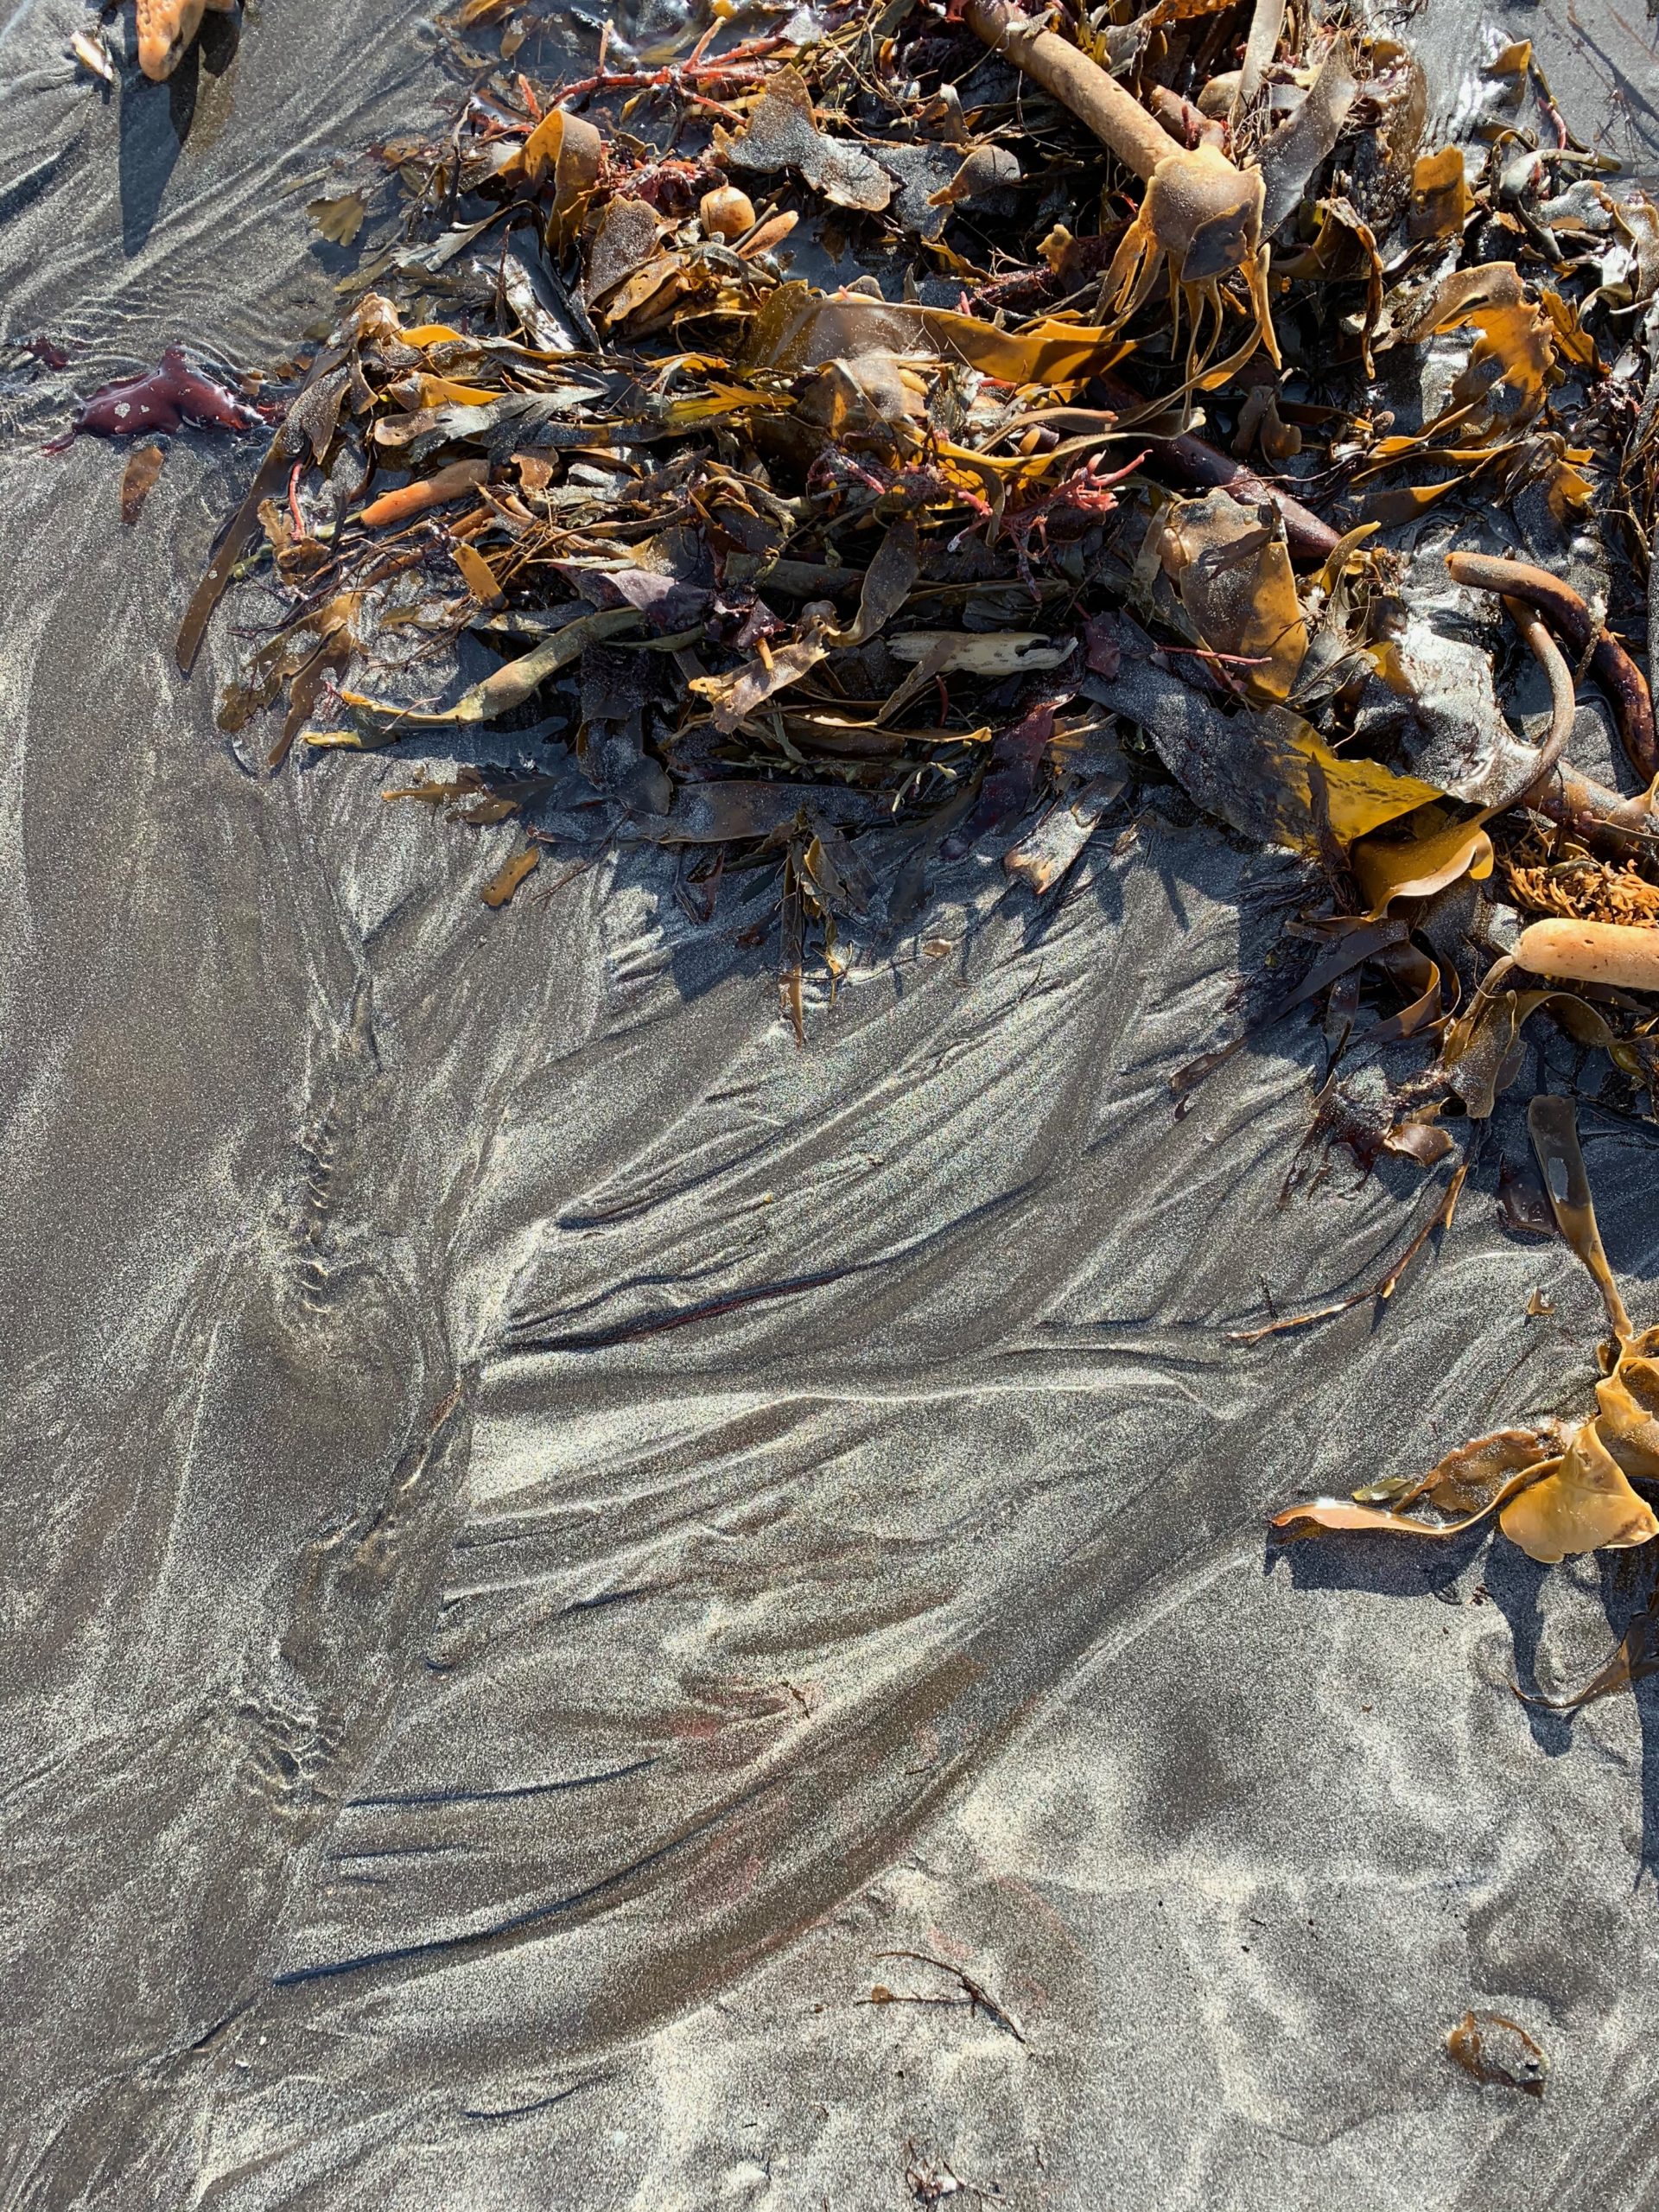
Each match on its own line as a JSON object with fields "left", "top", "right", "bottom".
{"left": 3, "top": 3, "right": 1659, "bottom": 2203}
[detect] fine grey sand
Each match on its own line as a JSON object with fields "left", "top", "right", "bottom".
{"left": 4, "top": 4, "right": 1659, "bottom": 2207}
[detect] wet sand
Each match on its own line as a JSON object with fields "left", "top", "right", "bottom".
{"left": 4, "top": 3, "right": 1659, "bottom": 2206}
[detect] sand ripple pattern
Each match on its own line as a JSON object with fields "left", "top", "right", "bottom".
{"left": 3, "top": 6, "right": 1658, "bottom": 2209}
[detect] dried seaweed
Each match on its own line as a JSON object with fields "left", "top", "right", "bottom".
{"left": 1274, "top": 1099, "right": 1659, "bottom": 1572}
{"left": 118, "top": 443, "right": 165, "bottom": 525}
{"left": 159, "top": 0, "right": 1658, "bottom": 1114}
{"left": 1446, "top": 2012, "right": 1548, "bottom": 2097}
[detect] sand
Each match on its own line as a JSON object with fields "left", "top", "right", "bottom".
{"left": 3, "top": 3, "right": 1659, "bottom": 2205}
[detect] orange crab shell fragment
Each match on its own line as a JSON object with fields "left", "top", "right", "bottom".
{"left": 136, "top": 0, "right": 238, "bottom": 83}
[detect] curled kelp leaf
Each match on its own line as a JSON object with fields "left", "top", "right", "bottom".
{"left": 506, "top": 107, "right": 602, "bottom": 247}
{"left": 1352, "top": 808, "right": 1494, "bottom": 917}
{"left": 1597, "top": 1335, "right": 1659, "bottom": 1480}
{"left": 1273, "top": 1430, "right": 1555, "bottom": 1541}
{"left": 1499, "top": 1421, "right": 1658, "bottom": 1564}
{"left": 1349, "top": 590, "right": 1573, "bottom": 839}
{"left": 1439, "top": 976, "right": 1618, "bottom": 1120}
{"left": 1103, "top": 615, "right": 1435, "bottom": 849}
{"left": 1159, "top": 489, "right": 1307, "bottom": 704}
{"left": 1503, "top": 1324, "right": 1659, "bottom": 1568}
{"left": 1446, "top": 2014, "right": 1548, "bottom": 2098}
{"left": 1273, "top": 1096, "right": 1656, "bottom": 1572}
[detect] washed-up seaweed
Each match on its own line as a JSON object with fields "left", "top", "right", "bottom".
{"left": 154, "top": 5, "right": 1659, "bottom": 1656}
{"left": 1274, "top": 1094, "right": 1659, "bottom": 1568}
{"left": 163, "top": 10, "right": 1654, "bottom": 994}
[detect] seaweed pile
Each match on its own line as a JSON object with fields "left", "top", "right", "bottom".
{"left": 140, "top": 7, "right": 1659, "bottom": 1605}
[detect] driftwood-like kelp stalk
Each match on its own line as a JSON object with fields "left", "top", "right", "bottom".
{"left": 163, "top": 3, "right": 1658, "bottom": 1077}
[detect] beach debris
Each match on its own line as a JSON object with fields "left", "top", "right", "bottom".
{"left": 1505, "top": 856, "right": 1659, "bottom": 928}
{"left": 698, "top": 185, "right": 755, "bottom": 240}
{"left": 1230, "top": 1158, "right": 1468, "bottom": 1345}
{"left": 715, "top": 65, "right": 892, "bottom": 213}
{"left": 1515, "top": 918, "right": 1659, "bottom": 991}
{"left": 308, "top": 193, "right": 368, "bottom": 248}
{"left": 904, "top": 2144, "right": 999, "bottom": 2205}
{"left": 1444, "top": 552, "right": 1657, "bottom": 784}
{"left": 963, "top": 0, "right": 1276, "bottom": 381}
{"left": 118, "top": 443, "right": 165, "bottom": 524}
{"left": 1446, "top": 2012, "right": 1548, "bottom": 2097}
{"left": 158, "top": 0, "right": 1657, "bottom": 1117}
{"left": 1520, "top": 1583, "right": 1659, "bottom": 1711}
{"left": 866, "top": 1950, "right": 1027, "bottom": 2044}
{"left": 96, "top": 0, "right": 1659, "bottom": 1766}
{"left": 133, "top": 0, "right": 238, "bottom": 83}
{"left": 71, "top": 28, "right": 117, "bottom": 85}
{"left": 48, "top": 346, "right": 262, "bottom": 448}
{"left": 357, "top": 457, "right": 491, "bottom": 528}
{"left": 1273, "top": 1097, "right": 1658, "bottom": 1567}
{"left": 480, "top": 845, "right": 540, "bottom": 906}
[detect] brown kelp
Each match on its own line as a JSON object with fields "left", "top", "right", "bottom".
{"left": 164, "top": 8, "right": 1657, "bottom": 1172}
{"left": 163, "top": 4, "right": 1656, "bottom": 1057}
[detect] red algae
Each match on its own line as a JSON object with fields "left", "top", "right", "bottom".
{"left": 46, "top": 346, "right": 263, "bottom": 452}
